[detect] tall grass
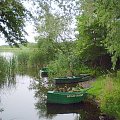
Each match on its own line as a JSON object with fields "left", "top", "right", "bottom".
{"left": 7, "top": 56, "right": 17, "bottom": 81}
{"left": 16, "top": 51, "right": 29, "bottom": 66}
{"left": 0, "top": 55, "right": 17, "bottom": 88}
{"left": 28, "top": 50, "right": 46, "bottom": 69}
{"left": 15, "top": 50, "right": 45, "bottom": 78}
{"left": 0, "top": 56, "right": 8, "bottom": 82}
{"left": 14, "top": 51, "right": 30, "bottom": 76}
{"left": 89, "top": 72, "right": 120, "bottom": 119}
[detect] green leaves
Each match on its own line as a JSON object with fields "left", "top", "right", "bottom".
{"left": 77, "top": 0, "right": 120, "bottom": 69}
{"left": 0, "top": 0, "right": 31, "bottom": 46}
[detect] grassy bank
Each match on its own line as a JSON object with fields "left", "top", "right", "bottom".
{"left": 89, "top": 71, "right": 120, "bottom": 120}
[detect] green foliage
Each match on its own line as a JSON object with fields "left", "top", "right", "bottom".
{"left": 29, "top": 49, "right": 47, "bottom": 68}
{"left": 0, "top": 0, "right": 32, "bottom": 46}
{"left": 47, "top": 50, "right": 96, "bottom": 78}
{"left": 16, "top": 51, "right": 29, "bottom": 66}
{"left": 100, "top": 76, "right": 120, "bottom": 119}
{"left": 37, "top": 38, "right": 56, "bottom": 62}
{"left": 9, "top": 56, "right": 17, "bottom": 72}
{"left": 48, "top": 52, "right": 70, "bottom": 77}
{"left": 77, "top": 64, "right": 96, "bottom": 76}
{"left": 88, "top": 76, "right": 106, "bottom": 96}
{"left": 0, "top": 56, "right": 8, "bottom": 81}
{"left": 76, "top": 13, "right": 108, "bottom": 67}
{"left": 77, "top": 0, "right": 120, "bottom": 69}
{"left": 89, "top": 73, "right": 120, "bottom": 119}
{"left": 0, "top": 55, "right": 17, "bottom": 86}
{"left": 6, "top": 56, "right": 17, "bottom": 82}
{"left": 95, "top": 0, "right": 120, "bottom": 69}
{"left": 35, "top": 9, "right": 68, "bottom": 65}
{"left": 35, "top": 3, "right": 69, "bottom": 42}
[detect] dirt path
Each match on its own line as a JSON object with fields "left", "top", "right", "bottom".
{"left": 79, "top": 78, "right": 96, "bottom": 88}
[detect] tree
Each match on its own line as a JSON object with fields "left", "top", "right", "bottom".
{"left": 77, "top": 0, "right": 120, "bottom": 69}
{"left": 95, "top": 0, "right": 120, "bottom": 68}
{"left": 35, "top": 3, "right": 71, "bottom": 62}
{"left": 0, "top": 0, "right": 31, "bottom": 46}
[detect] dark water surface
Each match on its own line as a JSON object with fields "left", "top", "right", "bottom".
{"left": 0, "top": 52, "right": 115, "bottom": 120}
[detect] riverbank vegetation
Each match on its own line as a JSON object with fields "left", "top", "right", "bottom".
{"left": 0, "top": 0, "right": 120, "bottom": 119}
{"left": 89, "top": 72, "right": 120, "bottom": 119}
{"left": 0, "top": 56, "right": 8, "bottom": 83}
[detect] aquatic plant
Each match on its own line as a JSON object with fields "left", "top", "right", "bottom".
{"left": 0, "top": 56, "right": 8, "bottom": 82}
{"left": 16, "top": 51, "right": 29, "bottom": 66}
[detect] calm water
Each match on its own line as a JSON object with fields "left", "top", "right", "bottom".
{"left": 0, "top": 75, "right": 82, "bottom": 120}
{"left": 0, "top": 52, "right": 14, "bottom": 61}
{"left": 0, "top": 52, "right": 115, "bottom": 120}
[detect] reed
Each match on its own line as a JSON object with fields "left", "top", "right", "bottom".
{"left": 0, "top": 56, "right": 8, "bottom": 81}
{"left": 16, "top": 51, "right": 30, "bottom": 66}
{"left": 7, "top": 56, "right": 17, "bottom": 80}
{"left": 28, "top": 50, "right": 44, "bottom": 69}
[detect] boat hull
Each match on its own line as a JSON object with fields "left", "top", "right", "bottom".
{"left": 47, "top": 91, "right": 87, "bottom": 104}
{"left": 40, "top": 70, "right": 48, "bottom": 78}
{"left": 40, "top": 67, "right": 49, "bottom": 78}
{"left": 54, "top": 74, "right": 92, "bottom": 84}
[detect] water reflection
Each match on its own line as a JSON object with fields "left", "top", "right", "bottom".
{"left": 0, "top": 75, "right": 39, "bottom": 120}
{"left": 46, "top": 102, "right": 100, "bottom": 120}
{"left": 30, "top": 77, "right": 55, "bottom": 119}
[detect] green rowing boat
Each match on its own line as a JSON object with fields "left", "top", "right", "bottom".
{"left": 47, "top": 88, "right": 89, "bottom": 104}
{"left": 40, "top": 67, "right": 48, "bottom": 78}
{"left": 54, "top": 74, "right": 92, "bottom": 84}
